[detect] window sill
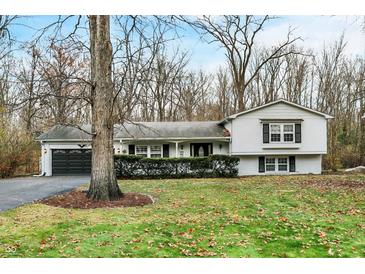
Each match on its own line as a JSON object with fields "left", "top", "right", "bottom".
{"left": 262, "top": 143, "right": 300, "bottom": 149}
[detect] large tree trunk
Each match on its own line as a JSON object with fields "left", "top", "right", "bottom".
{"left": 87, "top": 15, "right": 122, "bottom": 200}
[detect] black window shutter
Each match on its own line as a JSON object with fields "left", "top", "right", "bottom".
{"left": 263, "top": 124, "right": 269, "bottom": 143}
{"left": 295, "top": 124, "right": 301, "bottom": 143}
{"left": 289, "top": 156, "right": 296, "bottom": 172}
{"left": 163, "top": 144, "right": 169, "bottom": 158}
{"left": 259, "top": 157, "right": 265, "bottom": 173}
{"left": 190, "top": 143, "right": 193, "bottom": 157}
{"left": 128, "top": 144, "right": 135, "bottom": 155}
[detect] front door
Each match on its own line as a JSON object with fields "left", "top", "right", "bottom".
{"left": 190, "top": 143, "right": 213, "bottom": 157}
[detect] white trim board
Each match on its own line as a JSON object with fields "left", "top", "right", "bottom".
{"left": 224, "top": 99, "right": 334, "bottom": 121}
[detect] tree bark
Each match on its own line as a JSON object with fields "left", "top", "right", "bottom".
{"left": 87, "top": 15, "right": 122, "bottom": 200}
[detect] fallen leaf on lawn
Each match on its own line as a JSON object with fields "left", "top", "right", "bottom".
{"left": 319, "top": 231, "right": 327, "bottom": 238}
{"left": 179, "top": 232, "right": 193, "bottom": 239}
{"left": 130, "top": 238, "right": 142, "bottom": 243}
{"left": 208, "top": 239, "right": 217, "bottom": 247}
{"left": 279, "top": 217, "right": 288, "bottom": 222}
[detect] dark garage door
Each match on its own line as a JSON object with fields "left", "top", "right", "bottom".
{"left": 52, "top": 149, "right": 91, "bottom": 175}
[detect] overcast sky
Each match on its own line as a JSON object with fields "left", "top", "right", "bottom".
{"left": 10, "top": 15, "right": 365, "bottom": 72}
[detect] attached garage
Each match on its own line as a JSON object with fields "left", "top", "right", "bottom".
{"left": 52, "top": 149, "right": 91, "bottom": 175}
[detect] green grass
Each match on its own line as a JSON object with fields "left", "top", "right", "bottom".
{"left": 0, "top": 174, "right": 365, "bottom": 258}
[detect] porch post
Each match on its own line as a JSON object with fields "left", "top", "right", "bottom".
{"left": 175, "top": 142, "right": 179, "bottom": 158}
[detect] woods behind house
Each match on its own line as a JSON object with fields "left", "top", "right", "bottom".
{"left": 0, "top": 16, "right": 364, "bottom": 177}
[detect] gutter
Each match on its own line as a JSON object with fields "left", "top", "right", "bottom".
{"left": 38, "top": 137, "right": 231, "bottom": 142}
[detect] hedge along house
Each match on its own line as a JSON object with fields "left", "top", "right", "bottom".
{"left": 37, "top": 99, "right": 333, "bottom": 176}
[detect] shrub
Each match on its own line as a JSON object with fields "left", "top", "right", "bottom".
{"left": 209, "top": 154, "right": 240, "bottom": 177}
{"left": 0, "top": 127, "right": 39, "bottom": 178}
{"left": 114, "top": 154, "right": 240, "bottom": 179}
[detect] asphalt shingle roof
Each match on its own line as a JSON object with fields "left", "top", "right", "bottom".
{"left": 37, "top": 121, "right": 228, "bottom": 141}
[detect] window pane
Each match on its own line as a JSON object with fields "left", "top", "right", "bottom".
{"left": 150, "top": 146, "right": 161, "bottom": 153}
{"left": 284, "top": 124, "right": 294, "bottom": 132}
{"left": 271, "top": 134, "right": 281, "bottom": 142}
{"left": 265, "top": 157, "right": 276, "bottom": 171}
{"left": 266, "top": 158, "right": 275, "bottom": 164}
{"left": 136, "top": 145, "right": 147, "bottom": 153}
{"left": 270, "top": 125, "right": 280, "bottom": 133}
{"left": 278, "top": 165, "right": 287, "bottom": 171}
{"left": 278, "top": 158, "right": 287, "bottom": 164}
{"left": 278, "top": 158, "right": 288, "bottom": 171}
{"left": 284, "top": 134, "right": 293, "bottom": 142}
{"left": 136, "top": 145, "right": 148, "bottom": 157}
{"left": 150, "top": 146, "right": 161, "bottom": 158}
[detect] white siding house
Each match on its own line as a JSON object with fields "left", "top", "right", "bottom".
{"left": 220, "top": 100, "right": 332, "bottom": 175}
{"left": 37, "top": 99, "right": 333, "bottom": 176}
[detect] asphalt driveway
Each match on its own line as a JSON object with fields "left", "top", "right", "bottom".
{"left": 0, "top": 176, "right": 90, "bottom": 211}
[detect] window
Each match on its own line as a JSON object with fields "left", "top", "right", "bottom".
{"left": 270, "top": 125, "right": 281, "bottom": 142}
{"left": 265, "top": 157, "right": 289, "bottom": 172}
{"left": 278, "top": 157, "right": 288, "bottom": 171}
{"left": 150, "top": 145, "right": 162, "bottom": 158}
{"left": 136, "top": 145, "right": 148, "bottom": 157}
{"left": 269, "top": 124, "right": 295, "bottom": 143}
{"left": 265, "top": 157, "right": 276, "bottom": 171}
{"left": 135, "top": 145, "right": 163, "bottom": 158}
{"left": 283, "top": 124, "right": 294, "bottom": 142}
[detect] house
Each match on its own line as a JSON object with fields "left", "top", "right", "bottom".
{"left": 37, "top": 99, "right": 333, "bottom": 176}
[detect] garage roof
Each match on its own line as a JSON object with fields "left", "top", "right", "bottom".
{"left": 37, "top": 125, "right": 92, "bottom": 141}
{"left": 37, "top": 121, "right": 229, "bottom": 141}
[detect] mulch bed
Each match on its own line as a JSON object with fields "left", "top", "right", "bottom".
{"left": 300, "top": 178, "right": 365, "bottom": 189}
{"left": 39, "top": 190, "right": 154, "bottom": 209}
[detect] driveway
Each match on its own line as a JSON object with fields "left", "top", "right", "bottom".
{"left": 0, "top": 176, "right": 90, "bottom": 211}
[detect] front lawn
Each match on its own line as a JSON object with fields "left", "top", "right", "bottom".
{"left": 0, "top": 175, "right": 364, "bottom": 257}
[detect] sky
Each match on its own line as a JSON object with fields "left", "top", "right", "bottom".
{"left": 9, "top": 15, "right": 365, "bottom": 73}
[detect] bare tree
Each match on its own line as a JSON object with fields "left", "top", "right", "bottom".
{"left": 175, "top": 70, "right": 211, "bottom": 121}
{"left": 190, "top": 15, "right": 301, "bottom": 111}
{"left": 17, "top": 45, "right": 42, "bottom": 132}
{"left": 214, "top": 67, "right": 234, "bottom": 119}
{"left": 143, "top": 48, "right": 188, "bottom": 121}
{"left": 36, "top": 40, "right": 89, "bottom": 126}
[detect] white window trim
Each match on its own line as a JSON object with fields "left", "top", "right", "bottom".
{"left": 265, "top": 156, "right": 289, "bottom": 173}
{"left": 277, "top": 157, "right": 289, "bottom": 172}
{"left": 265, "top": 157, "right": 276, "bottom": 172}
{"left": 269, "top": 123, "right": 295, "bottom": 144}
{"left": 135, "top": 145, "right": 163, "bottom": 158}
{"left": 150, "top": 145, "right": 162, "bottom": 158}
{"left": 135, "top": 145, "right": 148, "bottom": 157}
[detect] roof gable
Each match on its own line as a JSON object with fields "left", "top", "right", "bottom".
{"left": 224, "top": 99, "right": 334, "bottom": 122}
